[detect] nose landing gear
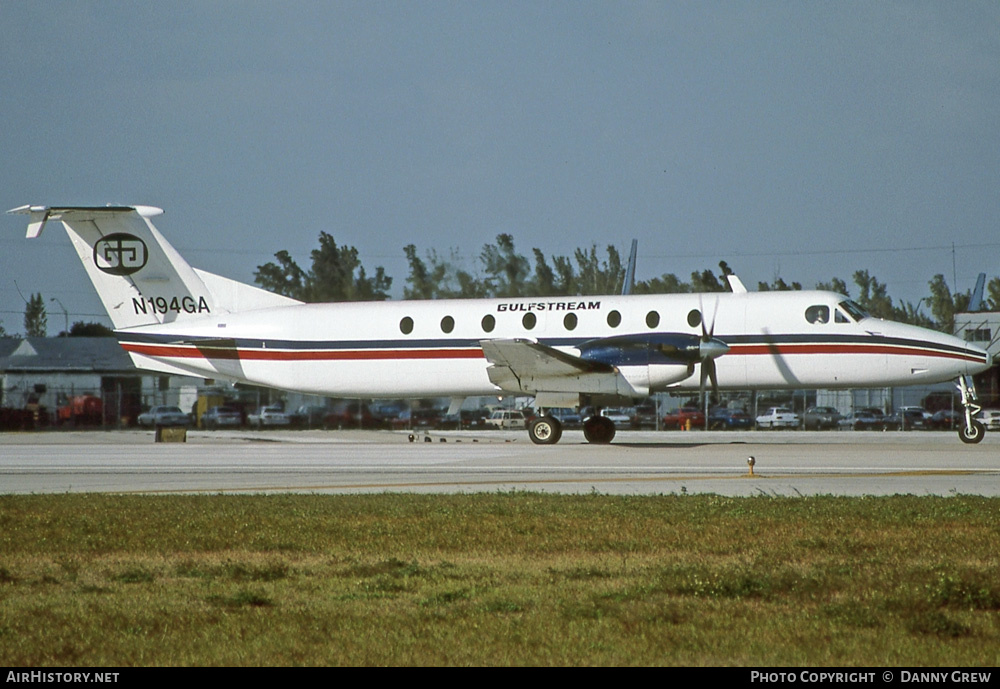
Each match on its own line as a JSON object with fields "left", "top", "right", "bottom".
{"left": 957, "top": 375, "right": 985, "bottom": 444}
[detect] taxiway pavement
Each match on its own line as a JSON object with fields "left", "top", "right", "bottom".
{"left": 1, "top": 428, "right": 998, "bottom": 496}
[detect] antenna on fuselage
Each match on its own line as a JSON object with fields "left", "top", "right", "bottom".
{"left": 621, "top": 239, "right": 638, "bottom": 295}
{"left": 719, "top": 261, "right": 747, "bottom": 294}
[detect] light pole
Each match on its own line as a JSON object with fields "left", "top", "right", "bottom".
{"left": 50, "top": 298, "right": 68, "bottom": 336}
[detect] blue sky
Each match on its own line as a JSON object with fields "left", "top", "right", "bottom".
{"left": 2, "top": 1, "right": 998, "bottom": 332}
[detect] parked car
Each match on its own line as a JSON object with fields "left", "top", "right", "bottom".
{"left": 755, "top": 407, "right": 799, "bottom": 429}
{"left": 630, "top": 403, "right": 659, "bottom": 429}
{"left": 928, "top": 409, "right": 961, "bottom": 430}
{"left": 290, "top": 405, "right": 328, "bottom": 428}
{"left": 975, "top": 409, "right": 1000, "bottom": 430}
{"left": 662, "top": 407, "right": 706, "bottom": 429}
{"left": 388, "top": 410, "right": 413, "bottom": 431}
{"left": 324, "top": 402, "right": 385, "bottom": 429}
{"left": 707, "top": 407, "right": 753, "bottom": 430}
{"left": 138, "top": 405, "right": 190, "bottom": 427}
{"left": 248, "top": 405, "right": 292, "bottom": 428}
{"left": 486, "top": 409, "right": 526, "bottom": 429}
{"left": 389, "top": 408, "right": 441, "bottom": 430}
{"left": 600, "top": 408, "right": 633, "bottom": 425}
{"left": 530, "top": 407, "right": 583, "bottom": 428}
{"left": 411, "top": 408, "right": 443, "bottom": 428}
{"left": 200, "top": 405, "right": 242, "bottom": 429}
{"left": 882, "top": 408, "right": 930, "bottom": 431}
{"left": 838, "top": 409, "right": 886, "bottom": 431}
{"left": 436, "top": 409, "right": 490, "bottom": 430}
{"left": 900, "top": 406, "right": 933, "bottom": 425}
{"left": 801, "top": 406, "right": 843, "bottom": 430}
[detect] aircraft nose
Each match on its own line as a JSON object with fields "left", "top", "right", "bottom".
{"left": 936, "top": 330, "right": 992, "bottom": 376}
{"left": 965, "top": 341, "right": 992, "bottom": 374}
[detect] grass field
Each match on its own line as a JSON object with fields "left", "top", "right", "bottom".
{"left": 1, "top": 493, "right": 998, "bottom": 666}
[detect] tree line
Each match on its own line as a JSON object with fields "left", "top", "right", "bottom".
{"left": 2, "top": 292, "right": 115, "bottom": 339}
{"left": 5, "top": 234, "right": 991, "bottom": 338}
{"left": 254, "top": 232, "right": 1000, "bottom": 335}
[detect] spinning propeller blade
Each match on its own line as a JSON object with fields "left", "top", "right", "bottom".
{"left": 698, "top": 297, "right": 728, "bottom": 405}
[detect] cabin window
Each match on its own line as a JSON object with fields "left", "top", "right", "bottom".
{"left": 400, "top": 316, "right": 414, "bottom": 335}
{"left": 440, "top": 315, "right": 455, "bottom": 334}
{"left": 522, "top": 312, "right": 537, "bottom": 330}
{"left": 835, "top": 310, "right": 849, "bottom": 324}
{"left": 805, "top": 305, "right": 830, "bottom": 324}
{"left": 645, "top": 310, "right": 660, "bottom": 328}
{"left": 563, "top": 313, "right": 577, "bottom": 331}
{"left": 481, "top": 314, "right": 495, "bottom": 333}
{"left": 687, "top": 310, "right": 702, "bottom": 328}
{"left": 607, "top": 310, "right": 621, "bottom": 328}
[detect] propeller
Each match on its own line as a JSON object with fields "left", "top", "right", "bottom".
{"left": 573, "top": 305, "right": 730, "bottom": 405}
{"left": 698, "top": 298, "right": 728, "bottom": 406}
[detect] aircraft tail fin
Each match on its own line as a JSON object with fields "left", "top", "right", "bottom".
{"left": 969, "top": 272, "right": 987, "bottom": 312}
{"left": 10, "top": 204, "right": 300, "bottom": 330}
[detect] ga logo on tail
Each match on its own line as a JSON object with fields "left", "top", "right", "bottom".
{"left": 94, "top": 233, "right": 148, "bottom": 276}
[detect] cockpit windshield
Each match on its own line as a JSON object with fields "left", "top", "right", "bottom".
{"left": 838, "top": 300, "right": 868, "bottom": 322}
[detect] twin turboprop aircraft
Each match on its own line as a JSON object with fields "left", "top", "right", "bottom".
{"left": 10, "top": 204, "right": 993, "bottom": 445}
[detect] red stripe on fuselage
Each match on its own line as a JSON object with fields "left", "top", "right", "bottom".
{"left": 727, "top": 343, "right": 983, "bottom": 363}
{"left": 120, "top": 343, "right": 486, "bottom": 361}
{"left": 119, "top": 340, "right": 984, "bottom": 364}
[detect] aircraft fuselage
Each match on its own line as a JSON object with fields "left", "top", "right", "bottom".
{"left": 116, "top": 290, "right": 989, "bottom": 398}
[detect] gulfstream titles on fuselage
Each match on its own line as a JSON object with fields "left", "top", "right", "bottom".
{"left": 497, "top": 301, "right": 601, "bottom": 312}
{"left": 750, "top": 671, "right": 992, "bottom": 683}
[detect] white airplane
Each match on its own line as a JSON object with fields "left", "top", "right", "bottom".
{"left": 10, "top": 204, "right": 993, "bottom": 445}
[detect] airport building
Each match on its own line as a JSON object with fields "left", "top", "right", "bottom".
{"left": 0, "top": 336, "right": 326, "bottom": 429}
{"left": 0, "top": 337, "right": 202, "bottom": 428}
{"left": 955, "top": 310, "right": 1000, "bottom": 407}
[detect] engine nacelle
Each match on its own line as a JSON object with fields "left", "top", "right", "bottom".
{"left": 574, "top": 332, "right": 725, "bottom": 395}
{"left": 617, "top": 362, "right": 696, "bottom": 394}
{"left": 576, "top": 333, "right": 701, "bottom": 366}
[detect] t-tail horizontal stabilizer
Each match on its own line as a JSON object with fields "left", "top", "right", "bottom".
{"left": 10, "top": 204, "right": 300, "bottom": 332}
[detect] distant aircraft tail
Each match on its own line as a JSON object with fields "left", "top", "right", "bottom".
{"left": 9, "top": 205, "right": 300, "bottom": 331}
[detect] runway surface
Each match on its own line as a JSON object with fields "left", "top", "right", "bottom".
{"left": 2, "top": 428, "right": 998, "bottom": 496}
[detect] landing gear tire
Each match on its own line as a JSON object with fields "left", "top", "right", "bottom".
{"left": 958, "top": 419, "right": 985, "bottom": 444}
{"left": 583, "top": 416, "right": 616, "bottom": 444}
{"left": 528, "top": 416, "right": 563, "bottom": 445}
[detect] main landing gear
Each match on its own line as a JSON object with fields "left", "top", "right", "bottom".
{"left": 957, "top": 375, "right": 985, "bottom": 444}
{"left": 528, "top": 415, "right": 563, "bottom": 445}
{"left": 582, "top": 415, "right": 615, "bottom": 444}
{"left": 526, "top": 411, "right": 617, "bottom": 445}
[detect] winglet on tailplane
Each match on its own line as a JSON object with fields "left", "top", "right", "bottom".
{"left": 9, "top": 204, "right": 301, "bottom": 331}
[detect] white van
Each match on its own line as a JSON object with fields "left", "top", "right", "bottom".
{"left": 486, "top": 410, "right": 526, "bottom": 429}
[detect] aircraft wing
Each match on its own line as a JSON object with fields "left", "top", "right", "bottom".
{"left": 480, "top": 338, "right": 637, "bottom": 397}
